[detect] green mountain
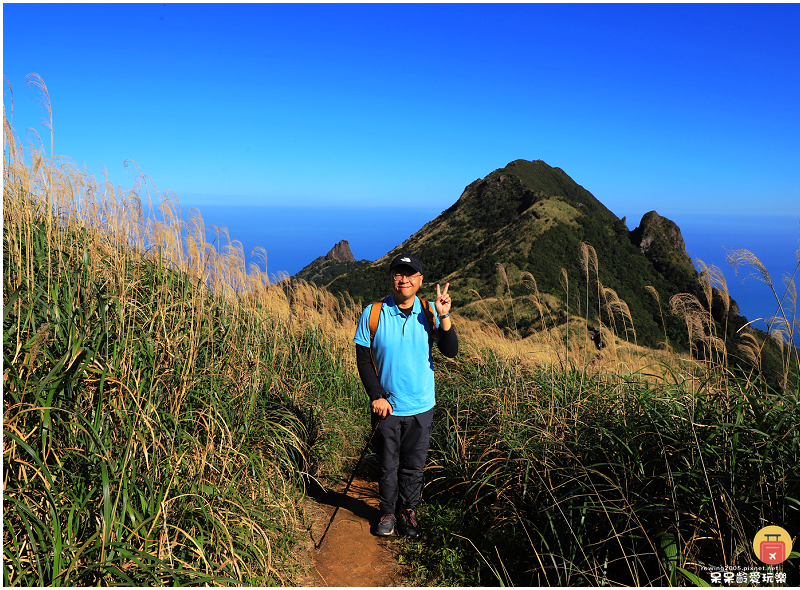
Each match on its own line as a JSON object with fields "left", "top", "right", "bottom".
{"left": 298, "top": 159, "right": 782, "bottom": 380}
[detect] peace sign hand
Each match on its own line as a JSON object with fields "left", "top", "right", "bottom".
{"left": 435, "top": 283, "right": 452, "bottom": 316}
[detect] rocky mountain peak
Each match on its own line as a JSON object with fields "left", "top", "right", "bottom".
{"left": 631, "top": 211, "right": 685, "bottom": 252}
{"left": 630, "top": 211, "right": 693, "bottom": 272}
{"left": 324, "top": 240, "right": 355, "bottom": 263}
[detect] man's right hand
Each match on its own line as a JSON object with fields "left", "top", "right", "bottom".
{"left": 371, "top": 398, "right": 393, "bottom": 419}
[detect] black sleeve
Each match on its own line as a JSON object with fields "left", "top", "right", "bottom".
{"left": 436, "top": 324, "right": 458, "bottom": 358}
{"left": 356, "top": 344, "right": 387, "bottom": 402}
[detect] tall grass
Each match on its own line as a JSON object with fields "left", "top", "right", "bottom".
{"left": 728, "top": 246, "right": 800, "bottom": 387}
{"left": 407, "top": 344, "right": 799, "bottom": 586}
{"left": 402, "top": 240, "right": 800, "bottom": 586}
{"left": 3, "top": 76, "right": 369, "bottom": 585}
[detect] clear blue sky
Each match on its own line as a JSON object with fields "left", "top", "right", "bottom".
{"left": 4, "top": 3, "right": 799, "bottom": 330}
{"left": 5, "top": 3, "right": 798, "bottom": 213}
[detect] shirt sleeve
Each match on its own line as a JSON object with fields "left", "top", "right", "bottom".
{"left": 353, "top": 304, "right": 373, "bottom": 348}
{"left": 436, "top": 323, "right": 458, "bottom": 358}
{"left": 355, "top": 344, "right": 387, "bottom": 402}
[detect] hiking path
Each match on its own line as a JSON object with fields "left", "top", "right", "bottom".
{"left": 298, "top": 477, "right": 408, "bottom": 587}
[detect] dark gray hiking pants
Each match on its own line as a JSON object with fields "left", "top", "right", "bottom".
{"left": 373, "top": 408, "right": 434, "bottom": 515}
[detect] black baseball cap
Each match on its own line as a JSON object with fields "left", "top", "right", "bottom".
{"left": 389, "top": 253, "right": 423, "bottom": 275}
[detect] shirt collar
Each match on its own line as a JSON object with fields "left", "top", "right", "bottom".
{"left": 385, "top": 295, "right": 420, "bottom": 316}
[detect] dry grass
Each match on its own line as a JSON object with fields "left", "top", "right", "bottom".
{"left": 452, "top": 260, "right": 710, "bottom": 390}
{"left": 727, "top": 244, "right": 800, "bottom": 387}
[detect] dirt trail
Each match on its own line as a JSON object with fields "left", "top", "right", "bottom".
{"left": 300, "top": 477, "right": 405, "bottom": 587}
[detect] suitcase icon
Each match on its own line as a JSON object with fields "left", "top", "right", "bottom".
{"left": 759, "top": 534, "right": 786, "bottom": 564}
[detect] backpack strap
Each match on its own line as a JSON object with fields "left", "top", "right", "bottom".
{"left": 368, "top": 301, "right": 384, "bottom": 376}
{"left": 368, "top": 301, "right": 383, "bottom": 344}
{"left": 418, "top": 297, "right": 440, "bottom": 341}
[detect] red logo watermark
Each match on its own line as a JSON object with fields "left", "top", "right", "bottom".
{"left": 753, "top": 525, "right": 792, "bottom": 565}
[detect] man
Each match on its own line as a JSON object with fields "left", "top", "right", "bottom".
{"left": 353, "top": 253, "right": 458, "bottom": 538}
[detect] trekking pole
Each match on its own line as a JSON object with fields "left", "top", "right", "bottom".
{"left": 314, "top": 418, "right": 380, "bottom": 550}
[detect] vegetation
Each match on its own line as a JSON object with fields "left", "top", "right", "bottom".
{"left": 4, "top": 77, "right": 798, "bottom": 586}
{"left": 3, "top": 76, "right": 371, "bottom": 585}
{"left": 293, "top": 257, "right": 369, "bottom": 287}
{"left": 409, "top": 350, "right": 799, "bottom": 586}
{"left": 399, "top": 247, "right": 800, "bottom": 586}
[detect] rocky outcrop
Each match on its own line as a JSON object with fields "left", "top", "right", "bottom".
{"left": 630, "top": 211, "right": 694, "bottom": 273}
{"left": 324, "top": 240, "right": 355, "bottom": 263}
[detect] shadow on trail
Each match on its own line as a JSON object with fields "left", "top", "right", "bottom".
{"left": 304, "top": 476, "right": 381, "bottom": 525}
{"left": 301, "top": 474, "right": 404, "bottom": 587}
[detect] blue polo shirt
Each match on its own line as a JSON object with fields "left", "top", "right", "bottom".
{"left": 353, "top": 295, "right": 439, "bottom": 416}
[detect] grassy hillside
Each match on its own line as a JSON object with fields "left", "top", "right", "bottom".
{"left": 5, "top": 80, "right": 799, "bottom": 586}
{"left": 2, "top": 197, "right": 375, "bottom": 585}
{"left": 411, "top": 351, "right": 800, "bottom": 586}
{"left": 294, "top": 257, "right": 369, "bottom": 286}
{"left": 3, "top": 80, "right": 372, "bottom": 584}
{"left": 326, "top": 160, "right": 672, "bottom": 318}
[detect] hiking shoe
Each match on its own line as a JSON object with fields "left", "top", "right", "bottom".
{"left": 397, "top": 508, "right": 421, "bottom": 539}
{"left": 375, "top": 513, "right": 396, "bottom": 536}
